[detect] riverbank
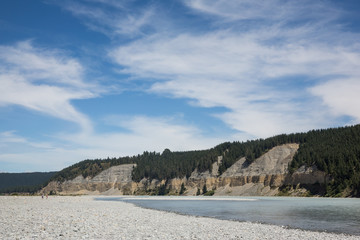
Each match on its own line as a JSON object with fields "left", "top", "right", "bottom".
{"left": 0, "top": 196, "right": 358, "bottom": 239}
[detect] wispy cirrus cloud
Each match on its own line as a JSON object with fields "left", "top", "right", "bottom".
{"left": 109, "top": 1, "right": 360, "bottom": 138}
{"left": 61, "top": 115, "right": 222, "bottom": 154}
{"left": 0, "top": 115, "right": 224, "bottom": 171}
{"left": 110, "top": 33, "right": 360, "bottom": 137}
{"left": 57, "top": 0, "right": 155, "bottom": 38}
{"left": 0, "top": 131, "right": 27, "bottom": 144}
{"left": 310, "top": 78, "right": 360, "bottom": 123}
{"left": 184, "top": 0, "right": 342, "bottom": 23}
{"left": 0, "top": 41, "right": 86, "bottom": 87}
{"left": 0, "top": 41, "right": 96, "bottom": 132}
{"left": 2, "top": 0, "right": 360, "bottom": 172}
{"left": 50, "top": 0, "right": 360, "bottom": 138}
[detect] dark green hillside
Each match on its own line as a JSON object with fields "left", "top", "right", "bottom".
{"left": 49, "top": 157, "right": 134, "bottom": 182}
{"left": 290, "top": 126, "right": 360, "bottom": 196}
{"left": 0, "top": 172, "right": 57, "bottom": 194}
{"left": 49, "top": 146, "right": 228, "bottom": 183}
{"left": 217, "top": 133, "right": 307, "bottom": 175}
{"left": 131, "top": 147, "right": 227, "bottom": 182}
{"left": 49, "top": 125, "right": 360, "bottom": 197}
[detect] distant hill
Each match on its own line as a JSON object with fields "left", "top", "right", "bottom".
{"left": 0, "top": 172, "right": 57, "bottom": 194}
{"left": 47, "top": 125, "right": 360, "bottom": 197}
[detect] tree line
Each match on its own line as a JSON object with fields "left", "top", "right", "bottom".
{"left": 0, "top": 172, "right": 57, "bottom": 194}
{"left": 43, "top": 125, "right": 360, "bottom": 197}
{"left": 290, "top": 126, "right": 360, "bottom": 196}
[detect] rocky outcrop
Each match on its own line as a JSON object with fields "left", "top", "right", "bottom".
{"left": 213, "top": 144, "right": 298, "bottom": 196}
{"left": 43, "top": 144, "right": 329, "bottom": 196}
{"left": 43, "top": 164, "right": 136, "bottom": 195}
{"left": 285, "top": 165, "right": 329, "bottom": 185}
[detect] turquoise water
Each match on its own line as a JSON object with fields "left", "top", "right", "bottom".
{"left": 99, "top": 196, "right": 360, "bottom": 236}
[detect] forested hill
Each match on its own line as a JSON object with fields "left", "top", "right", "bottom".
{"left": 49, "top": 125, "right": 360, "bottom": 197}
{"left": 0, "top": 172, "right": 57, "bottom": 194}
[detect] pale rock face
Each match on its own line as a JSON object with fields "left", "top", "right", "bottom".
{"left": 91, "top": 164, "right": 134, "bottom": 183}
{"left": 43, "top": 144, "right": 329, "bottom": 196}
{"left": 286, "top": 165, "right": 329, "bottom": 185}
{"left": 189, "top": 155, "right": 223, "bottom": 180}
{"left": 43, "top": 164, "right": 136, "bottom": 195}
{"left": 221, "top": 144, "right": 299, "bottom": 177}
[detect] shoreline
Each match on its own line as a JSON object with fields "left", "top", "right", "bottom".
{"left": 105, "top": 196, "right": 260, "bottom": 201}
{"left": 100, "top": 195, "right": 360, "bottom": 237}
{"left": 0, "top": 196, "right": 359, "bottom": 239}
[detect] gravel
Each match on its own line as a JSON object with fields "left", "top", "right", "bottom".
{"left": 0, "top": 196, "right": 358, "bottom": 240}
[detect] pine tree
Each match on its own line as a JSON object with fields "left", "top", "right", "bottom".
{"left": 196, "top": 188, "right": 201, "bottom": 196}
{"left": 179, "top": 183, "right": 186, "bottom": 195}
{"left": 202, "top": 184, "right": 207, "bottom": 195}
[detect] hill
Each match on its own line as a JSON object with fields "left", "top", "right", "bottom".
{"left": 46, "top": 125, "right": 360, "bottom": 197}
{"left": 0, "top": 172, "right": 57, "bottom": 194}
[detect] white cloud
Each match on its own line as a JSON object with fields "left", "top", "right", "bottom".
{"left": 110, "top": 27, "right": 360, "bottom": 137}
{"left": 0, "top": 151, "right": 85, "bottom": 172}
{"left": 0, "top": 41, "right": 86, "bottom": 87}
{"left": 60, "top": 0, "right": 154, "bottom": 37}
{"left": 0, "top": 131, "right": 27, "bottom": 144}
{"left": 61, "top": 115, "right": 223, "bottom": 154}
{"left": 0, "top": 115, "right": 225, "bottom": 172}
{"left": 0, "top": 131, "right": 68, "bottom": 171}
{"left": 47, "top": 0, "right": 360, "bottom": 139}
{"left": 185, "top": 0, "right": 282, "bottom": 21}
{"left": 3, "top": 0, "right": 360, "bottom": 172}
{"left": 84, "top": 0, "right": 126, "bottom": 9}
{"left": 0, "top": 41, "right": 96, "bottom": 132}
{"left": 310, "top": 78, "right": 360, "bottom": 123}
{"left": 184, "top": 0, "right": 341, "bottom": 24}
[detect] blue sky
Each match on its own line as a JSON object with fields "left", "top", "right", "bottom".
{"left": 1, "top": 0, "right": 360, "bottom": 172}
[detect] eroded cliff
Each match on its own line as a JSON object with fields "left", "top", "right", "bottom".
{"left": 43, "top": 164, "right": 136, "bottom": 195}
{"left": 43, "top": 144, "right": 329, "bottom": 196}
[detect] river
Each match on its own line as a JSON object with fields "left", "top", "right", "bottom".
{"left": 98, "top": 196, "right": 360, "bottom": 236}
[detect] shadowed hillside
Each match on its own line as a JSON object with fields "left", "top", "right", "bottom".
{"left": 0, "top": 172, "right": 57, "bottom": 194}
